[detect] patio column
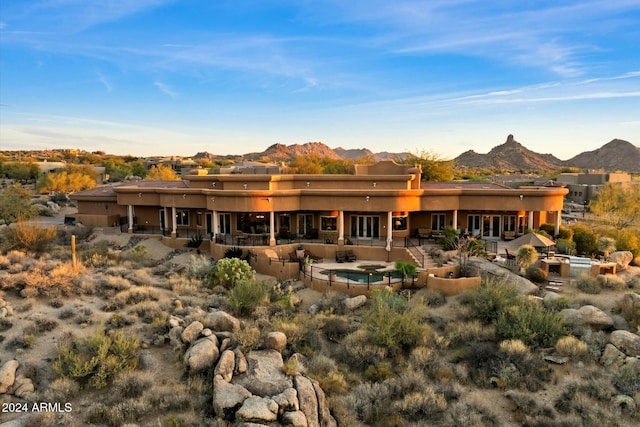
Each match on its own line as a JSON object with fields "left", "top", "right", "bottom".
{"left": 213, "top": 210, "right": 218, "bottom": 242}
{"left": 171, "top": 207, "right": 177, "bottom": 238}
{"left": 163, "top": 207, "right": 169, "bottom": 235}
{"left": 127, "top": 205, "right": 133, "bottom": 234}
{"left": 338, "top": 210, "right": 344, "bottom": 245}
{"left": 554, "top": 210, "right": 561, "bottom": 237}
{"left": 452, "top": 209, "right": 458, "bottom": 231}
{"left": 528, "top": 211, "right": 534, "bottom": 231}
{"left": 269, "top": 211, "right": 276, "bottom": 246}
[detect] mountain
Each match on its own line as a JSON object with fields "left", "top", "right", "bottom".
{"left": 565, "top": 139, "right": 640, "bottom": 172}
{"left": 334, "top": 147, "right": 374, "bottom": 160}
{"left": 454, "top": 134, "right": 563, "bottom": 171}
{"left": 244, "top": 142, "right": 341, "bottom": 162}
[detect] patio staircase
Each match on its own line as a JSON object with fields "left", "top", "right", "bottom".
{"left": 406, "top": 244, "right": 438, "bottom": 269}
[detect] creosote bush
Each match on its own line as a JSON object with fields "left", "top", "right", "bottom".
{"left": 459, "top": 279, "right": 519, "bottom": 324}
{"left": 53, "top": 328, "right": 139, "bottom": 389}
{"left": 496, "top": 300, "right": 567, "bottom": 348}
{"left": 573, "top": 274, "right": 602, "bottom": 294}
{"left": 228, "top": 279, "right": 268, "bottom": 316}
{"left": 1, "top": 221, "right": 57, "bottom": 254}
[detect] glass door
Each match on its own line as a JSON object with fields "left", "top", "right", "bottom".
{"left": 297, "top": 214, "right": 314, "bottom": 237}
{"left": 352, "top": 215, "right": 380, "bottom": 239}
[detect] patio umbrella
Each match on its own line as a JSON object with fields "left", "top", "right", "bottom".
{"left": 511, "top": 232, "right": 556, "bottom": 256}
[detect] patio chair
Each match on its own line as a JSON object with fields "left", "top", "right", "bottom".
{"left": 505, "top": 248, "right": 516, "bottom": 265}
{"left": 345, "top": 250, "right": 357, "bottom": 262}
{"left": 304, "top": 249, "right": 322, "bottom": 262}
{"left": 335, "top": 250, "right": 346, "bottom": 263}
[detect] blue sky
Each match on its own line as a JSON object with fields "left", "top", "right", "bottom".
{"left": 1, "top": 1, "right": 639, "bottom": 160}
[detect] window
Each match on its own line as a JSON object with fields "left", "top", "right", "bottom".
{"left": 278, "top": 213, "right": 291, "bottom": 232}
{"left": 431, "top": 213, "right": 446, "bottom": 231}
{"left": 321, "top": 216, "right": 337, "bottom": 231}
{"left": 392, "top": 215, "right": 408, "bottom": 231}
{"left": 503, "top": 215, "right": 516, "bottom": 232}
{"left": 196, "top": 212, "right": 202, "bottom": 227}
{"left": 219, "top": 213, "right": 231, "bottom": 235}
{"left": 176, "top": 209, "right": 189, "bottom": 226}
{"left": 467, "top": 215, "right": 481, "bottom": 233}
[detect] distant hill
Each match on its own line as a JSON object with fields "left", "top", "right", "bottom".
{"left": 565, "top": 139, "right": 640, "bottom": 172}
{"left": 454, "top": 134, "right": 562, "bottom": 171}
{"left": 244, "top": 142, "right": 341, "bottom": 162}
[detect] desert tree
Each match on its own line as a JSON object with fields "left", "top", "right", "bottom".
{"left": 402, "top": 149, "right": 454, "bottom": 182}
{"left": 145, "top": 163, "right": 180, "bottom": 180}
{"left": 0, "top": 184, "right": 37, "bottom": 224}
{"left": 590, "top": 183, "right": 640, "bottom": 230}
{"left": 516, "top": 244, "right": 538, "bottom": 272}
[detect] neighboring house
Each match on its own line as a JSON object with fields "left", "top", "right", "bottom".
{"left": 219, "top": 161, "right": 283, "bottom": 175}
{"left": 71, "top": 161, "right": 567, "bottom": 245}
{"left": 556, "top": 170, "right": 631, "bottom": 203}
{"left": 36, "top": 161, "right": 107, "bottom": 184}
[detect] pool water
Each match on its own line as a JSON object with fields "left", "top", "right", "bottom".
{"left": 320, "top": 269, "right": 403, "bottom": 283}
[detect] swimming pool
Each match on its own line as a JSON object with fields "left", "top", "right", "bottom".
{"left": 320, "top": 268, "right": 403, "bottom": 284}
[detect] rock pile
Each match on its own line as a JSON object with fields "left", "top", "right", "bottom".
{"left": 0, "top": 359, "right": 35, "bottom": 399}
{"left": 166, "top": 306, "right": 337, "bottom": 427}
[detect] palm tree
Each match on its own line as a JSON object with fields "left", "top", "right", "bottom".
{"left": 516, "top": 244, "right": 538, "bottom": 273}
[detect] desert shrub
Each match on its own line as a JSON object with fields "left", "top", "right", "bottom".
{"left": 49, "top": 299, "right": 64, "bottom": 308}
{"left": 322, "top": 316, "right": 352, "bottom": 341}
{"left": 143, "top": 383, "right": 193, "bottom": 411}
{"left": 416, "top": 288, "right": 446, "bottom": 307}
{"left": 459, "top": 279, "right": 520, "bottom": 324}
{"left": 496, "top": 300, "right": 567, "bottom": 348}
{"left": 443, "top": 401, "right": 499, "bottom": 427}
{"left": 58, "top": 309, "right": 75, "bottom": 320}
{"left": 233, "top": 324, "right": 262, "bottom": 351}
{"left": 126, "top": 269, "right": 156, "bottom": 286}
{"left": 100, "top": 275, "right": 133, "bottom": 292}
{"left": 228, "top": 279, "right": 268, "bottom": 316}
{"left": 339, "top": 329, "right": 388, "bottom": 369}
{"left": 499, "top": 339, "right": 531, "bottom": 358}
{"left": 43, "top": 377, "right": 81, "bottom": 402}
{"left": 128, "top": 301, "right": 165, "bottom": 324}
{"left": 516, "top": 245, "right": 538, "bottom": 271}
{"left": 555, "top": 336, "right": 588, "bottom": 357}
{"left": 53, "top": 329, "right": 139, "bottom": 389}
{"left": 556, "top": 238, "right": 576, "bottom": 255}
{"left": 186, "top": 255, "right": 213, "bottom": 279}
{"left": 607, "top": 227, "right": 640, "bottom": 256}
{"left": 34, "top": 316, "right": 58, "bottom": 332}
{"left": 209, "top": 257, "right": 254, "bottom": 288}
{"left": 0, "top": 318, "right": 13, "bottom": 331}
{"left": 391, "top": 388, "right": 447, "bottom": 420}
{"left": 445, "top": 320, "right": 495, "bottom": 345}
{"left": 1, "top": 221, "right": 57, "bottom": 254}
{"left": 601, "top": 274, "right": 627, "bottom": 290}
{"left": 571, "top": 223, "right": 598, "bottom": 255}
{"left": 107, "top": 312, "right": 136, "bottom": 329}
{"left": 306, "top": 353, "right": 339, "bottom": 377}
{"left": 362, "top": 288, "right": 430, "bottom": 354}
{"left": 612, "top": 363, "right": 640, "bottom": 395}
{"left": 394, "top": 261, "right": 417, "bottom": 279}
{"left": 223, "top": 246, "right": 243, "bottom": 258}
{"left": 103, "top": 286, "right": 160, "bottom": 311}
{"left": 123, "top": 245, "right": 148, "bottom": 263}
{"left": 5, "top": 331, "right": 35, "bottom": 350}
{"left": 573, "top": 274, "right": 602, "bottom": 294}
{"left": 597, "top": 236, "right": 616, "bottom": 259}
{"left": 185, "top": 232, "right": 203, "bottom": 248}
{"left": 525, "top": 266, "right": 547, "bottom": 283}
{"left": 113, "top": 370, "right": 153, "bottom": 399}
{"left": 364, "top": 362, "right": 394, "bottom": 382}
{"left": 544, "top": 296, "right": 570, "bottom": 311}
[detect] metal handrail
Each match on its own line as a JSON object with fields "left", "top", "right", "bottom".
{"left": 404, "top": 237, "right": 425, "bottom": 268}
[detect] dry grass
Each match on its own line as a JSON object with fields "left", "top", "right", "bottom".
{"left": 555, "top": 336, "right": 588, "bottom": 358}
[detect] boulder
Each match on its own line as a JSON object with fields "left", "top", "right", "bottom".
{"left": 184, "top": 335, "right": 219, "bottom": 372}
{"left": 0, "top": 359, "right": 19, "bottom": 394}
{"left": 205, "top": 310, "right": 240, "bottom": 332}
{"left": 609, "top": 395, "right": 636, "bottom": 416}
{"left": 610, "top": 330, "right": 640, "bottom": 357}
{"left": 469, "top": 257, "right": 538, "bottom": 295}
{"left": 220, "top": 337, "right": 232, "bottom": 352}
{"left": 201, "top": 328, "right": 213, "bottom": 337}
{"left": 181, "top": 321, "right": 204, "bottom": 344}
{"left": 294, "top": 375, "right": 319, "bottom": 427}
{"left": 265, "top": 332, "right": 287, "bottom": 353}
{"left": 213, "top": 375, "right": 251, "bottom": 419}
{"left": 560, "top": 309, "right": 581, "bottom": 329}
{"left": 343, "top": 295, "right": 367, "bottom": 311}
{"left": 612, "top": 315, "right": 630, "bottom": 331}
{"left": 312, "top": 379, "right": 337, "bottom": 427}
{"left": 577, "top": 305, "right": 614, "bottom": 330}
{"left": 282, "top": 410, "right": 309, "bottom": 427}
{"left": 215, "top": 349, "right": 235, "bottom": 382}
{"left": 168, "top": 326, "right": 185, "bottom": 350}
{"left": 620, "top": 293, "right": 640, "bottom": 324}
{"left": 236, "top": 396, "right": 279, "bottom": 423}
{"left": 600, "top": 343, "right": 626, "bottom": 367}
{"left": 13, "top": 378, "right": 34, "bottom": 398}
{"left": 234, "top": 350, "right": 293, "bottom": 397}
{"left": 272, "top": 387, "right": 299, "bottom": 414}
{"left": 610, "top": 251, "right": 633, "bottom": 271}
{"left": 288, "top": 353, "right": 308, "bottom": 375}
{"left": 235, "top": 348, "right": 248, "bottom": 374}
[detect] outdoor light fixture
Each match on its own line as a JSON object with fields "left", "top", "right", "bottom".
{"left": 182, "top": 194, "right": 187, "bottom": 199}
{"left": 211, "top": 197, "right": 215, "bottom": 203}
{"left": 306, "top": 182, "right": 310, "bottom": 187}
{"left": 365, "top": 196, "right": 370, "bottom": 202}
{"left": 265, "top": 197, "right": 272, "bottom": 203}
{"left": 137, "top": 193, "right": 142, "bottom": 198}
{"left": 372, "top": 182, "right": 377, "bottom": 187}
{"left": 243, "top": 183, "right": 248, "bottom": 189}
{"left": 519, "top": 194, "right": 524, "bottom": 201}
{"left": 211, "top": 182, "right": 216, "bottom": 187}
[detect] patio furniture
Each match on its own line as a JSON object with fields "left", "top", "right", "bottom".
{"left": 336, "top": 250, "right": 346, "bottom": 263}
{"left": 304, "top": 249, "right": 322, "bottom": 262}
{"left": 345, "top": 250, "right": 357, "bottom": 262}
{"left": 504, "top": 248, "right": 516, "bottom": 265}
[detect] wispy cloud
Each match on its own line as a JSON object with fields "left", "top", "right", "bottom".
{"left": 96, "top": 72, "right": 112, "bottom": 92}
{"left": 154, "top": 81, "right": 177, "bottom": 97}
